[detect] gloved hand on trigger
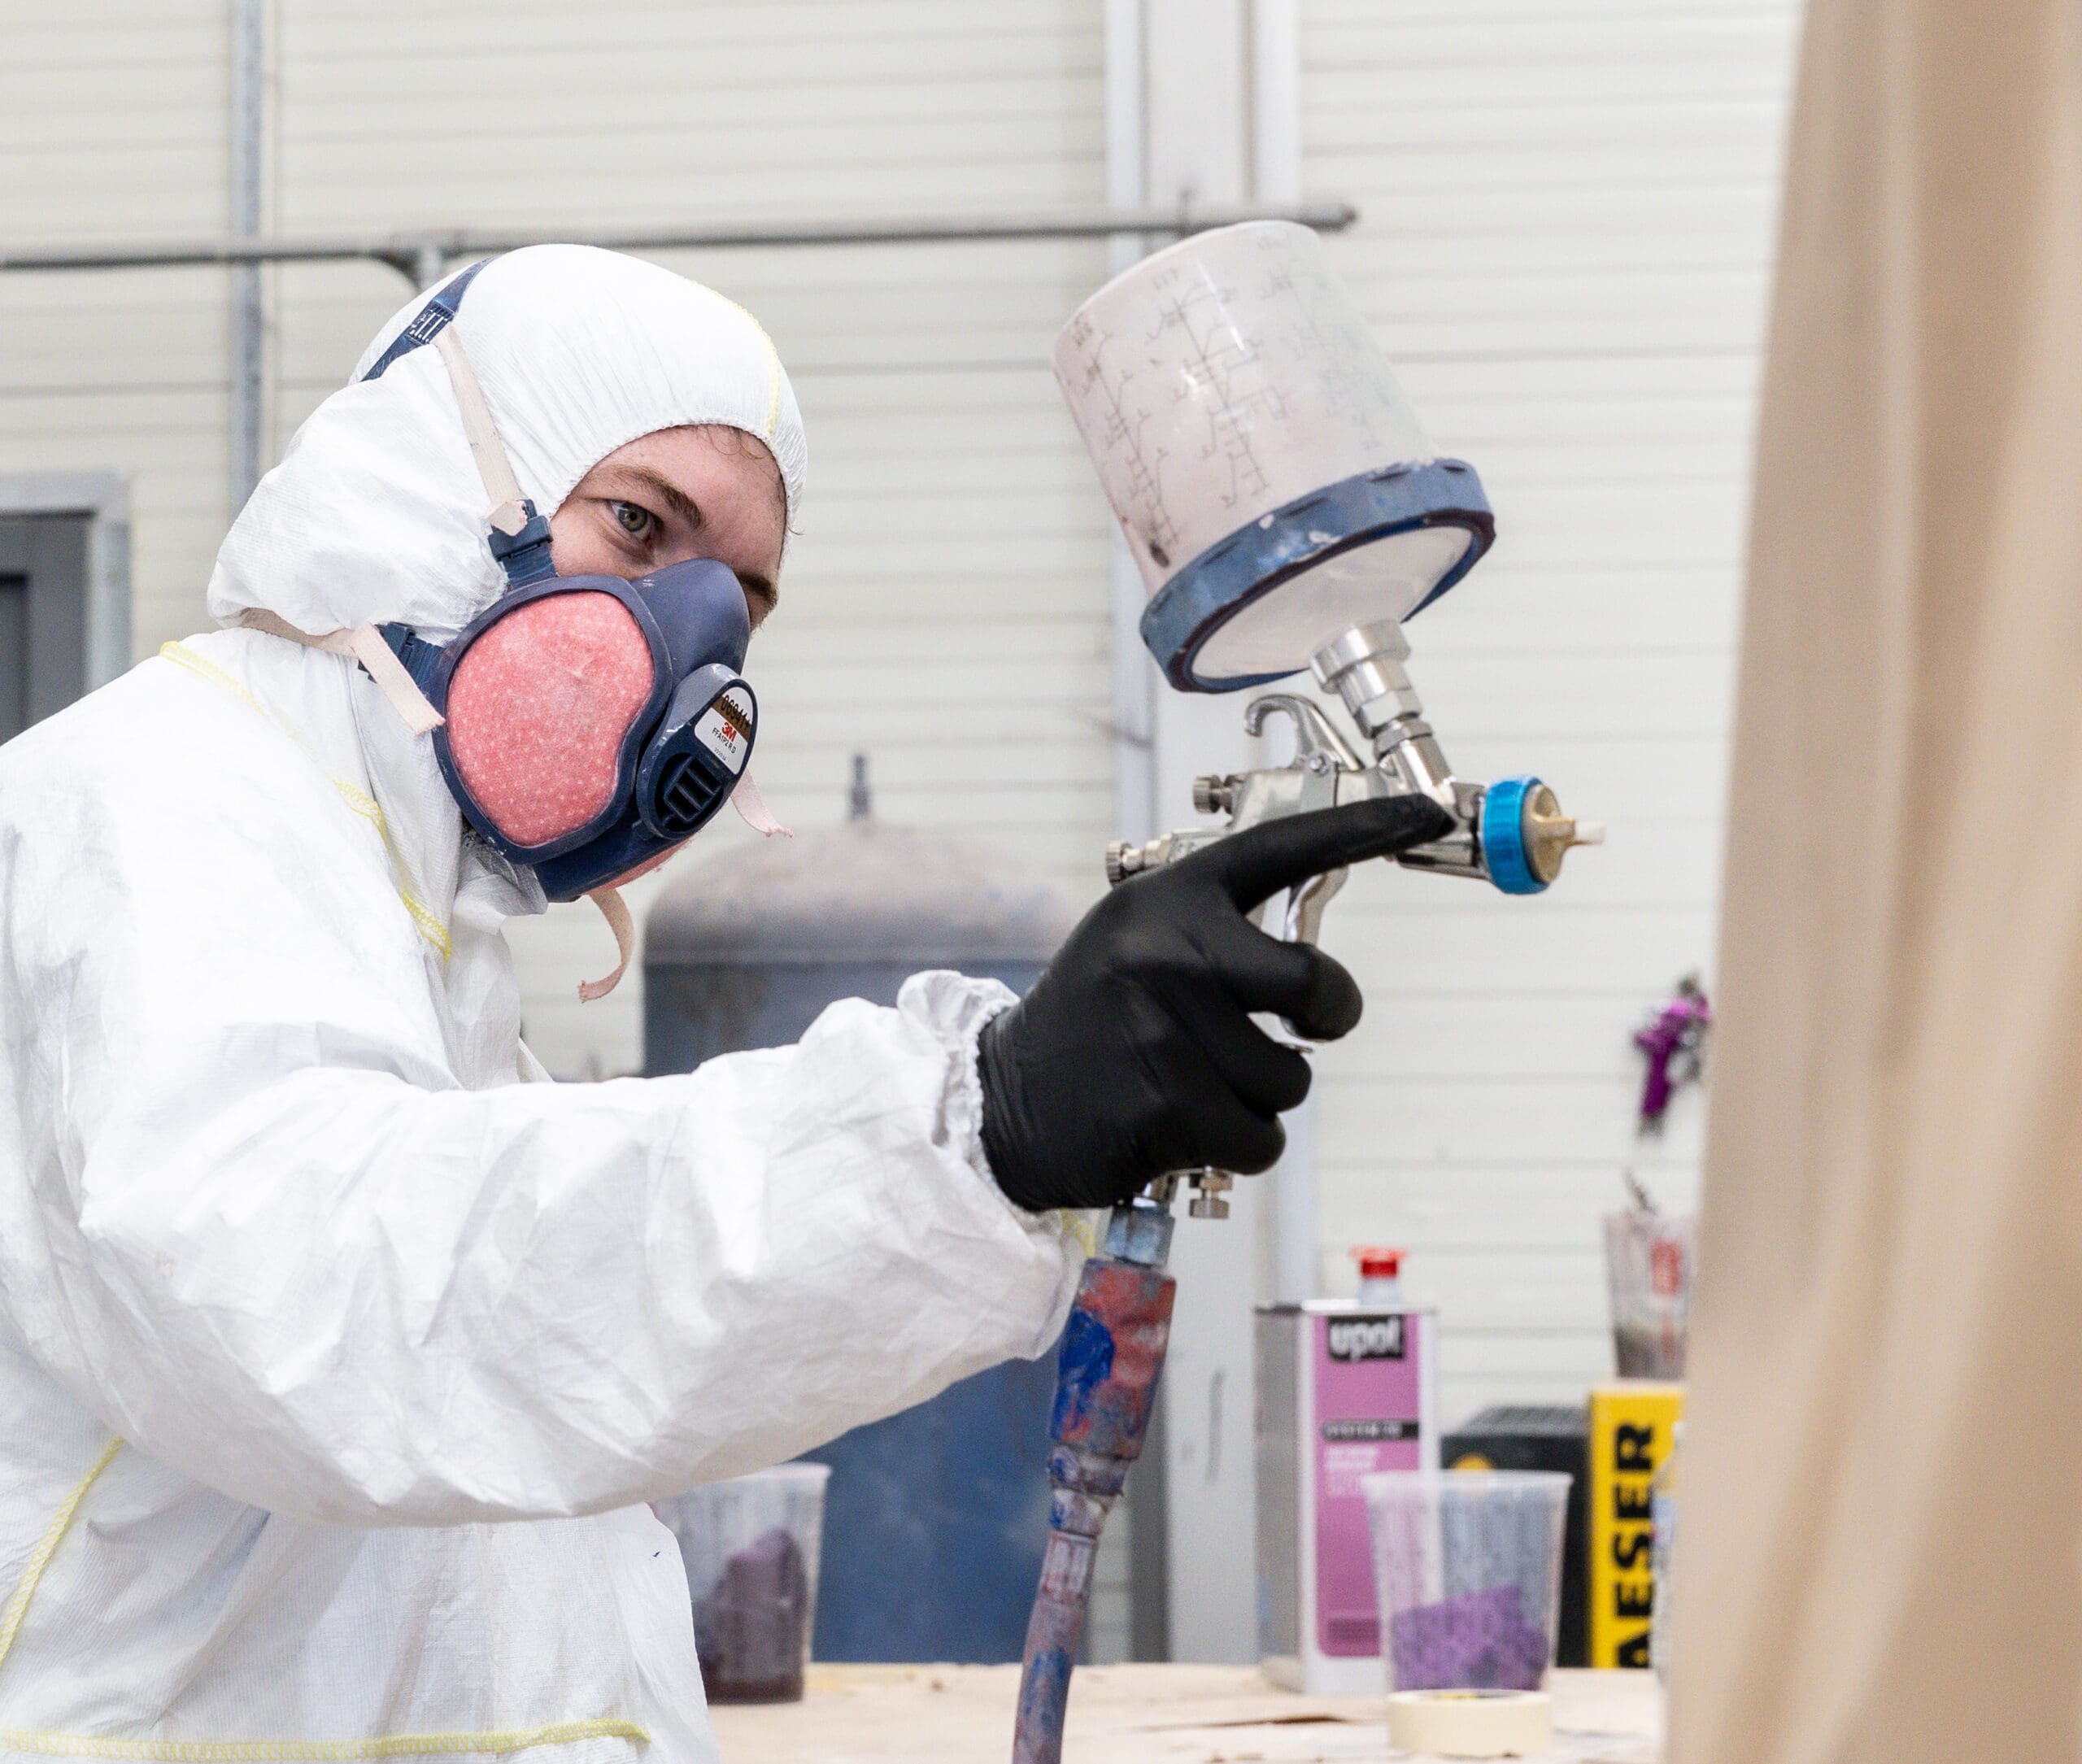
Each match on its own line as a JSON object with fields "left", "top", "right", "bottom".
{"left": 977, "top": 795, "right": 1454, "bottom": 1213}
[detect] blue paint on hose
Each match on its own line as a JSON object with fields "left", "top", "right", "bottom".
{"left": 1011, "top": 1255, "right": 1177, "bottom": 1761}
{"left": 1048, "top": 1306, "right": 1116, "bottom": 1439}
{"left": 1013, "top": 1645, "right": 1075, "bottom": 1762}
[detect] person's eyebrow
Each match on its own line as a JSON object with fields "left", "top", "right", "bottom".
{"left": 621, "top": 465, "right": 706, "bottom": 534}
{"left": 612, "top": 464, "right": 779, "bottom": 613}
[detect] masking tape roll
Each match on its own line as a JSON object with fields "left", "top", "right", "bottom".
{"left": 1387, "top": 1688, "right": 1553, "bottom": 1758}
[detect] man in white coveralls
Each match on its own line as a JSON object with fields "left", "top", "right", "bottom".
{"left": 0, "top": 246, "right": 1444, "bottom": 1760}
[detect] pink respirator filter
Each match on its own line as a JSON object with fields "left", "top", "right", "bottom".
{"left": 442, "top": 591, "right": 658, "bottom": 850}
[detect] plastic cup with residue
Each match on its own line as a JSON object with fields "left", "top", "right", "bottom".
{"left": 1604, "top": 1208, "right": 1697, "bottom": 1378}
{"left": 656, "top": 1462, "right": 832, "bottom": 1703}
{"left": 1361, "top": 1470, "right": 1571, "bottom": 1693}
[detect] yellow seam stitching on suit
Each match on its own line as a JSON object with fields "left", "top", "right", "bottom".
{"left": 0, "top": 1438, "right": 124, "bottom": 1680}
{"left": 0, "top": 1717, "right": 651, "bottom": 1761}
{"left": 1061, "top": 1211, "right": 1100, "bottom": 1258}
{"left": 389, "top": 891, "right": 454, "bottom": 962}
{"left": 157, "top": 642, "right": 265, "bottom": 718}
{"left": 320, "top": 791, "right": 454, "bottom": 965}
{"left": 156, "top": 644, "right": 452, "bottom": 964}
{"left": 706, "top": 289, "right": 784, "bottom": 441}
{"left": 0, "top": 1440, "right": 642, "bottom": 1757}
{"left": 328, "top": 777, "right": 381, "bottom": 819}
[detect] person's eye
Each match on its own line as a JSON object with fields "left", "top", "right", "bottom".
{"left": 610, "top": 501, "right": 656, "bottom": 541}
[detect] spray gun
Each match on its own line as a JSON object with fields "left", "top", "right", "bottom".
{"left": 1633, "top": 973, "right": 1712, "bottom": 1135}
{"left": 1009, "top": 221, "right": 1601, "bottom": 1763}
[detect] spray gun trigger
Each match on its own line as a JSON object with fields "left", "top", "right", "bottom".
{"left": 1283, "top": 864, "right": 1347, "bottom": 948}
{"left": 1248, "top": 862, "right": 1350, "bottom": 1046}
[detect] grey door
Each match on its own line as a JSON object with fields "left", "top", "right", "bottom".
{"left": 0, "top": 515, "right": 90, "bottom": 744}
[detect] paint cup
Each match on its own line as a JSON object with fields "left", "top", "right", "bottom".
{"left": 656, "top": 1462, "right": 832, "bottom": 1703}
{"left": 1603, "top": 1209, "right": 1697, "bottom": 1378}
{"left": 1361, "top": 1470, "right": 1571, "bottom": 1692}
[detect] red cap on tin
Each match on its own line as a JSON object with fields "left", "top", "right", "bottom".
{"left": 1351, "top": 1246, "right": 1404, "bottom": 1278}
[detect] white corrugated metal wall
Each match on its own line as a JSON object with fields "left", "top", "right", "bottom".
{"left": 1296, "top": 0, "right": 1802, "bottom": 1422}
{"left": 1, "top": 11, "right": 234, "bottom": 650}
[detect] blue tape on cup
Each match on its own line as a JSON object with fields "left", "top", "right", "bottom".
{"left": 1138, "top": 459, "right": 1496, "bottom": 694}
{"left": 1480, "top": 776, "right": 1548, "bottom": 895}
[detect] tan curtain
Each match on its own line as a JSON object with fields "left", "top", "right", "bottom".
{"left": 1669, "top": 0, "right": 2082, "bottom": 1758}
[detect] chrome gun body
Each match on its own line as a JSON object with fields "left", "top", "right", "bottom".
{"left": 1110, "top": 618, "right": 1601, "bottom": 906}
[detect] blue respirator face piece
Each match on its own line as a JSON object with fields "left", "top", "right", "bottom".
{"left": 378, "top": 562, "right": 755, "bottom": 902}
{"left": 363, "top": 261, "right": 760, "bottom": 903}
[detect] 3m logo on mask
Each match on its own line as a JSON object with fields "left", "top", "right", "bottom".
{"left": 1326, "top": 1316, "right": 1406, "bottom": 1362}
{"left": 695, "top": 686, "right": 753, "bottom": 774}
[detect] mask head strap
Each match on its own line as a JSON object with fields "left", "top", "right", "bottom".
{"left": 360, "top": 259, "right": 555, "bottom": 588}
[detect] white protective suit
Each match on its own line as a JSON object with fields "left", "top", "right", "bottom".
{"left": 0, "top": 246, "right": 1083, "bottom": 1761}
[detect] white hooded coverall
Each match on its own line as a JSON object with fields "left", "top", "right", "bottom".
{"left": 0, "top": 246, "right": 1083, "bottom": 1761}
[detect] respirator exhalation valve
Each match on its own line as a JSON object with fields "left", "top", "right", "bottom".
{"left": 648, "top": 751, "right": 728, "bottom": 838}
{"left": 637, "top": 669, "right": 756, "bottom": 841}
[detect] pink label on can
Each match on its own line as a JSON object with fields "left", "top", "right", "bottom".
{"left": 1312, "top": 1311, "right": 1422, "bottom": 1657}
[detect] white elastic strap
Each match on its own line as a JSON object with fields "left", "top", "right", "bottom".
{"left": 580, "top": 886, "right": 635, "bottom": 1003}
{"left": 431, "top": 326, "right": 532, "bottom": 535}
{"left": 237, "top": 608, "right": 445, "bottom": 736}
{"left": 730, "top": 770, "right": 792, "bottom": 838}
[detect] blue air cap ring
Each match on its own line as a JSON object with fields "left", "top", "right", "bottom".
{"left": 1481, "top": 776, "right": 1550, "bottom": 896}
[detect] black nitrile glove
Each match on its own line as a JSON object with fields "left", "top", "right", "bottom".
{"left": 977, "top": 794, "right": 1454, "bottom": 1213}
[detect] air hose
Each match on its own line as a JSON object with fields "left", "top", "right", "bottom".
{"left": 1008, "top": 1201, "right": 1177, "bottom": 1764}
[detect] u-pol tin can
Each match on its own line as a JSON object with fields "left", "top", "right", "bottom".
{"left": 1256, "top": 1301, "right": 1439, "bottom": 1694}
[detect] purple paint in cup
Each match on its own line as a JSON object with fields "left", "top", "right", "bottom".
{"left": 656, "top": 1462, "right": 831, "bottom": 1705}
{"left": 1361, "top": 1470, "right": 1570, "bottom": 1692}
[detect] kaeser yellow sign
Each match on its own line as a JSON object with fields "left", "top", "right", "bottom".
{"left": 1588, "top": 1382, "right": 1684, "bottom": 1667}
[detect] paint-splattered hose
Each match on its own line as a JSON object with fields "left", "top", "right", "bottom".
{"left": 1010, "top": 1255, "right": 1176, "bottom": 1764}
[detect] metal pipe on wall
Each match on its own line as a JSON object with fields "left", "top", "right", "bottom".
{"left": 1245, "top": 0, "right": 1320, "bottom": 1315}
{"left": 1102, "top": 0, "right": 1170, "bottom": 1667}
{"left": 0, "top": 202, "right": 1357, "bottom": 288}
{"left": 1104, "top": 3, "right": 1161, "bottom": 858}
{"left": 228, "top": 0, "right": 266, "bottom": 506}
{"left": 1132, "top": 0, "right": 1269, "bottom": 1670}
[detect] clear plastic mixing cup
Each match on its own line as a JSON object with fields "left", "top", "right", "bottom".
{"left": 1053, "top": 220, "right": 1435, "bottom": 606}
{"left": 655, "top": 1462, "right": 831, "bottom": 1703}
{"left": 1605, "top": 1208, "right": 1697, "bottom": 1379}
{"left": 1361, "top": 1470, "right": 1571, "bottom": 1692}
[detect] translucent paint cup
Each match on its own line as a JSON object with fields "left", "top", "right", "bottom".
{"left": 656, "top": 1462, "right": 832, "bottom": 1704}
{"left": 1361, "top": 1470, "right": 1571, "bottom": 1692}
{"left": 1604, "top": 1209, "right": 1697, "bottom": 1379}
